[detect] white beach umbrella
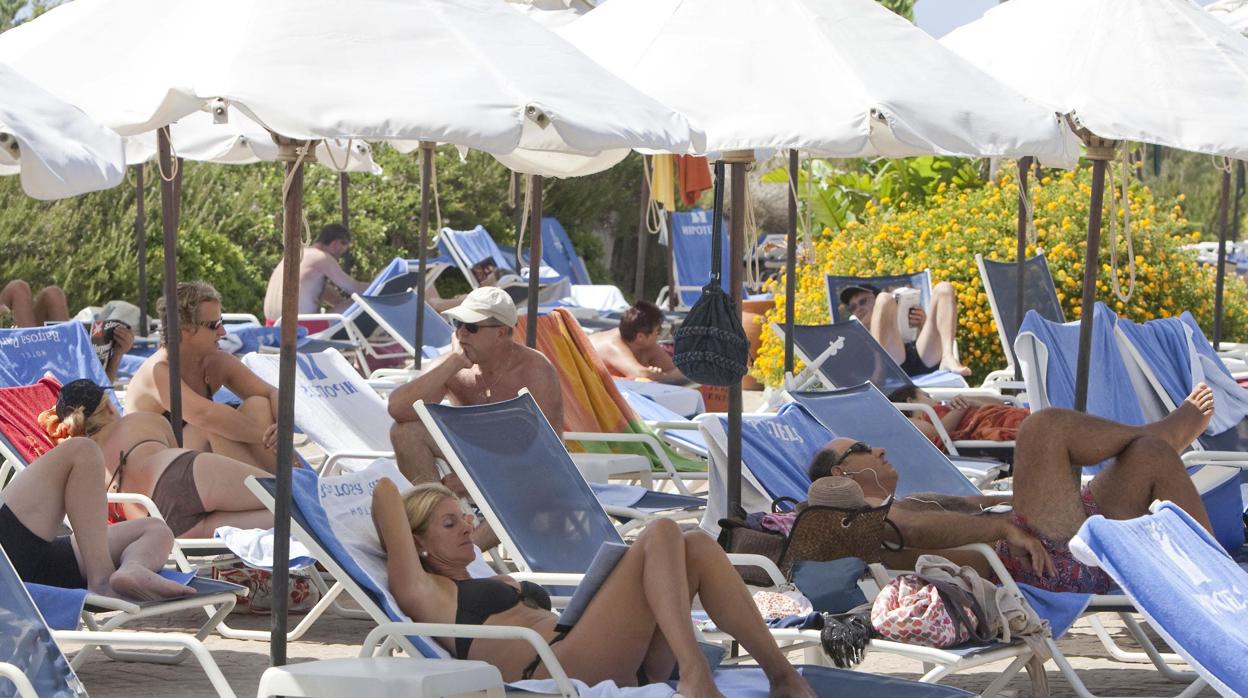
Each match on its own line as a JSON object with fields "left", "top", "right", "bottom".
{"left": 1208, "top": 0, "right": 1248, "bottom": 35}
{"left": 0, "top": 0, "right": 701, "bottom": 656}
{"left": 0, "top": 63, "right": 124, "bottom": 199}
{"left": 561, "top": 0, "right": 1077, "bottom": 164}
{"left": 942, "top": 0, "right": 1248, "bottom": 408}
{"left": 562, "top": 0, "right": 1077, "bottom": 517}
{"left": 125, "top": 111, "right": 382, "bottom": 174}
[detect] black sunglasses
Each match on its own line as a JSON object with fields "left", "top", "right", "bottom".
{"left": 452, "top": 319, "right": 503, "bottom": 334}
{"left": 197, "top": 319, "right": 225, "bottom": 331}
{"left": 835, "top": 441, "right": 872, "bottom": 466}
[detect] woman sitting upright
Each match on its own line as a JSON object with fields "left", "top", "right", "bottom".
{"left": 50, "top": 379, "right": 272, "bottom": 538}
{"left": 373, "top": 479, "right": 816, "bottom": 698}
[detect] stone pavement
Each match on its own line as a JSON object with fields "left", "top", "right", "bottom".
{"left": 70, "top": 606, "right": 1216, "bottom": 697}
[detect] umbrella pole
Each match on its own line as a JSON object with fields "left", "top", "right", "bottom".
{"left": 1075, "top": 154, "right": 1112, "bottom": 412}
{"left": 135, "top": 164, "right": 149, "bottom": 337}
{"left": 526, "top": 175, "right": 544, "bottom": 348}
{"left": 157, "top": 128, "right": 183, "bottom": 446}
{"left": 415, "top": 142, "right": 434, "bottom": 369}
{"left": 724, "top": 152, "right": 751, "bottom": 519}
{"left": 634, "top": 155, "right": 651, "bottom": 300}
{"left": 1013, "top": 156, "right": 1032, "bottom": 381}
{"left": 339, "top": 172, "right": 352, "bottom": 274}
{"left": 512, "top": 172, "right": 525, "bottom": 273}
{"left": 1234, "top": 162, "right": 1244, "bottom": 243}
{"left": 1214, "top": 164, "right": 1232, "bottom": 348}
{"left": 270, "top": 137, "right": 309, "bottom": 666}
{"left": 784, "top": 149, "right": 798, "bottom": 376}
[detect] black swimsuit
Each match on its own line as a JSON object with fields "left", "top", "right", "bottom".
{"left": 453, "top": 577, "right": 551, "bottom": 660}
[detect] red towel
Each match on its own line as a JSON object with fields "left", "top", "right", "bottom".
{"left": 949, "top": 405, "right": 1029, "bottom": 442}
{"left": 678, "top": 155, "right": 713, "bottom": 206}
{"left": 0, "top": 376, "right": 62, "bottom": 464}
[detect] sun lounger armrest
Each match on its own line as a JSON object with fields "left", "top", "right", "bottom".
{"left": 562, "top": 431, "right": 691, "bottom": 495}
{"left": 0, "top": 661, "right": 38, "bottom": 698}
{"left": 105, "top": 493, "right": 162, "bottom": 520}
{"left": 322, "top": 451, "right": 397, "bottom": 476}
{"left": 647, "top": 420, "right": 700, "bottom": 431}
{"left": 892, "top": 403, "right": 958, "bottom": 454}
{"left": 507, "top": 572, "right": 587, "bottom": 586}
{"left": 361, "top": 622, "right": 578, "bottom": 697}
{"left": 80, "top": 593, "right": 142, "bottom": 615}
{"left": 948, "top": 543, "right": 1024, "bottom": 599}
{"left": 1181, "top": 451, "right": 1248, "bottom": 468}
{"left": 725, "top": 554, "right": 787, "bottom": 588}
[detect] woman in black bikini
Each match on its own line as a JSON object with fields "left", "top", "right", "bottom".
{"left": 54, "top": 380, "right": 272, "bottom": 538}
{"left": 372, "top": 479, "right": 817, "bottom": 698}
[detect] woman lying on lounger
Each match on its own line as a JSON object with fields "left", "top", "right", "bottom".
{"left": 0, "top": 437, "right": 194, "bottom": 600}
{"left": 373, "top": 479, "right": 816, "bottom": 698}
{"left": 48, "top": 379, "right": 273, "bottom": 538}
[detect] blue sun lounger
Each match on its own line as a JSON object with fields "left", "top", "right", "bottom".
{"left": 249, "top": 464, "right": 969, "bottom": 698}
{"left": 536, "top": 218, "right": 592, "bottom": 286}
{"left": 350, "top": 291, "right": 454, "bottom": 360}
{"left": 1071, "top": 501, "right": 1248, "bottom": 697}
{"left": 825, "top": 271, "right": 932, "bottom": 323}
{"left": 976, "top": 253, "right": 1064, "bottom": 379}
{"left": 0, "top": 322, "right": 117, "bottom": 407}
{"left": 662, "top": 208, "right": 732, "bottom": 310}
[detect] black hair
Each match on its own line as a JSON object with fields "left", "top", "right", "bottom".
{"left": 619, "top": 300, "right": 664, "bottom": 341}
{"left": 887, "top": 385, "right": 919, "bottom": 403}
{"left": 55, "top": 379, "right": 106, "bottom": 420}
{"left": 316, "top": 223, "right": 350, "bottom": 246}
{"left": 807, "top": 446, "right": 841, "bottom": 481}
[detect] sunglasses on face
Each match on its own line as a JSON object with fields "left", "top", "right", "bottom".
{"left": 835, "top": 441, "right": 872, "bottom": 466}
{"left": 452, "top": 319, "right": 502, "bottom": 334}
{"left": 197, "top": 319, "right": 225, "bottom": 331}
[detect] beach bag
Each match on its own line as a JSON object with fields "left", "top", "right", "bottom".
{"left": 673, "top": 162, "right": 749, "bottom": 387}
{"left": 870, "top": 573, "right": 990, "bottom": 648}
{"left": 212, "top": 565, "right": 320, "bottom": 616}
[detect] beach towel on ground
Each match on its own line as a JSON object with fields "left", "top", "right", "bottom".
{"left": 516, "top": 310, "right": 703, "bottom": 472}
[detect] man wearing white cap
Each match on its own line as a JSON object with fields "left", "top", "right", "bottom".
{"left": 388, "top": 287, "right": 563, "bottom": 489}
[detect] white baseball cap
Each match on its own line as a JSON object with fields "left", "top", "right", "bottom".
{"left": 442, "top": 286, "right": 518, "bottom": 328}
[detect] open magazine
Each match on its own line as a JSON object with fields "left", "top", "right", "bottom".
{"left": 555, "top": 541, "right": 628, "bottom": 632}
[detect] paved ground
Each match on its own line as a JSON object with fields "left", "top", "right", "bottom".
{"left": 67, "top": 602, "right": 1216, "bottom": 697}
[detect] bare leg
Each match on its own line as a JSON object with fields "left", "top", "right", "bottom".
{"left": 1014, "top": 390, "right": 1213, "bottom": 541}
{"left": 91, "top": 517, "right": 196, "bottom": 600}
{"left": 915, "top": 281, "right": 969, "bottom": 376}
{"left": 1088, "top": 435, "right": 1213, "bottom": 533}
{"left": 869, "top": 291, "right": 905, "bottom": 365}
{"left": 0, "top": 280, "right": 36, "bottom": 327}
{"left": 202, "top": 396, "right": 277, "bottom": 472}
{"left": 32, "top": 285, "right": 69, "bottom": 324}
{"left": 390, "top": 420, "right": 442, "bottom": 484}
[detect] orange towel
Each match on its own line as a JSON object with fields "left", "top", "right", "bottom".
{"left": 949, "top": 405, "right": 1029, "bottom": 442}
{"left": 678, "top": 155, "right": 713, "bottom": 207}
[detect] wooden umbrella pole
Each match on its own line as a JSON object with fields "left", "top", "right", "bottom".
{"left": 527, "top": 174, "right": 544, "bottom": 348}
{"left": 156, "top": 128, "right": 183, "bottom": 446}
{"left": 415, "top": 142, "right": 434, "bottom": 369}
{"left": 135, "top": 164, "right": 149, "bottom": 337}
{"left": 784, "top": 149, "right": 798, "bottom": 376}
{"left": 1214, "top": 164, "right": 1232, "bottom": 347}
{"left": 1013, "top": 156, "right": 1033, "bottom": 381}
{"left": 269, "top": 136, "right": 311, "bottom": 666}
{"left": 723, "top": 150, "right": 752, "bottom": 518}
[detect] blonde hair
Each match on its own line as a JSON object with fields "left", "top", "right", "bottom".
{"left": 156, "top": 280, "right": 221, "bottom": 346}
{"left": 401, "top": 483, "right": 458, "bottom": 535}
{"left": 60, "top": 402, "right": 110, "bottom": 437}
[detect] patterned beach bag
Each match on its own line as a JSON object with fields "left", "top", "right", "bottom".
{"left": 870, "top": 573, "right": 985, "bottom": 648}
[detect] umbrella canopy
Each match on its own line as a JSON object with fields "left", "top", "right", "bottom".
{"left": 941, "top": 0, "right": 1248, "bottom": 159}
{"left": 0, "top": 62, "right": 124, "bottom": 199}
{"left": 0, "top": 0, "right": 701, "bottom": 157}
{"left": 124, "top": 111, "right": 382, "bottom": 174}
{"left": 561, "top": 0, "right": 1077, "bottom": 165}
{"left": 1208, "top": 0, "right": 1248, "bottom": 34}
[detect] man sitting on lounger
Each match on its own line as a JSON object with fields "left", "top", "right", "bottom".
{"left": 590, "top": 300, "right": 687, "bottom": 384}
{"left": 127, "top": 281, "right": 282, "bottom": 473}
{"left": 841, "top": 281, "right": 971, "bottom": 377}
{"left": 808, "top": 384, "right": 1217, "bottom": 594}
{"left": 389, "top": 286, "right": 563, "bottom": 491}
{"left": 262, "top": 223, "right": 370, "bottom": 329}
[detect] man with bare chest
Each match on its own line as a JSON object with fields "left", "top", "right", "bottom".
{"left": 388, "top": 287, "right": 563, "bottom": 489}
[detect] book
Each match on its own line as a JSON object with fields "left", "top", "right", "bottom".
{"left": 555, "top": 542, "right": 629, "bottom": 632}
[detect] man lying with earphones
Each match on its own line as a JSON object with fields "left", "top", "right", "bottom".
{"left": 808, "top": 384, "right": 1217, "bottom": 594}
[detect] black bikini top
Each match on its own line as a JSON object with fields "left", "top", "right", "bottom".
{"left": 453, "top": 577, "right": 551, "bottom": 658}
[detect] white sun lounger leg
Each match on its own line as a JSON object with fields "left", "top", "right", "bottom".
{"left": 56, "top": 630, "right": 236, "bottom": 697}
{"left": 0, "top": 662, "right": 38, "bottom": 698}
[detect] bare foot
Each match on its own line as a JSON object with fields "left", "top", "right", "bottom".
{"left": 769, "top": 671, "right": 817, "bottom": 698}
{"left": 940, "top": 358, "right": 973, "bottom": 377}
{"left": 675, "top": 664, "right": 725, "bottom": 698}
{"left": 1146, "top": 383, "right": 1214, "bottom": 452}
{"left": 109, "top": 563, "right": 196, "bottom": 601}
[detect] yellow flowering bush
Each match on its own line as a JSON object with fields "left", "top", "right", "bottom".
{"left": 753, "top": 163, "right": 1248, "bottom": 387}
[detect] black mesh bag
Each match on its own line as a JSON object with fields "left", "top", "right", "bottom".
{"left": 673, "top": 162, "right": 749, "bottom": 387}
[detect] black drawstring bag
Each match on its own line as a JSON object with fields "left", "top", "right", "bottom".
{"left": 673, "top": 162, "right": 749, "bottom": 387}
